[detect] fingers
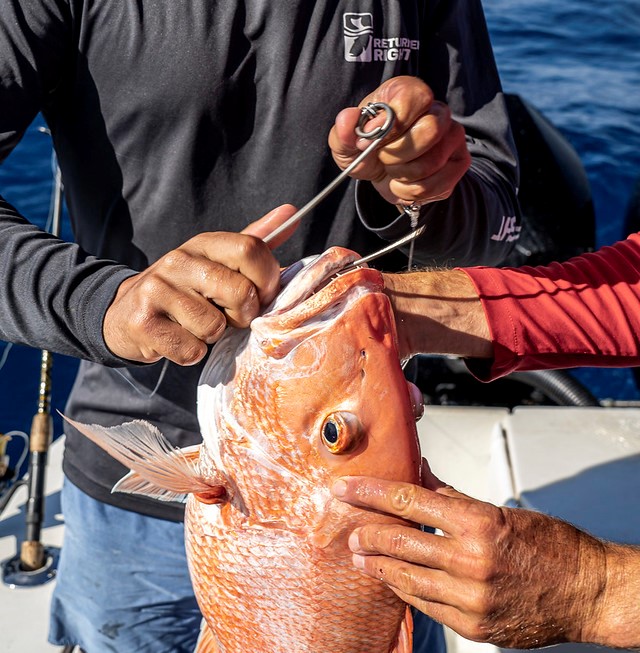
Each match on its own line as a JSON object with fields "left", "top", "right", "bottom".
{"left": 330, "top": 75, "right": 433, "bottom": 154}
{"left": 331, "top": 107, "right": 367, "bottom": 157}
{"left": 378, "top": 102, "right": 470, "bottom": 204}
{"left": 389, "top": 585, "right": 464, "bottom": 634}
{"left": 329, "top": 76, "right": 471, "bottom": 206}
{"left": 328, "top": 79, "right": 436, "bottom": 181}
{"left": 181, "top": 232, "right": 281, "bottom": 309}
{"left": 349, "top": 530, "right": 490, "bottom": 636}
{"left": 352, "top": 549, "right": 451, "bottom": 599}
{"left": 350, "top": 524, "right": 455, "bottom": 570}
{"left": 383, "top": 108, "right": 470, "bottom": 202}
{"left": 375, "top": 101, "right": 451, "bottom": 166}
{"left": 103, "top": 220, "right": 288, "bottom": 365}
{"left": 362, "top": 75, "right": 436, "bottom": 143}
{"left": 108, "top": 281, "right": 214, "bottom": 365}
{"left": 241, "top": 203, "right": 299, "bottom": 248}
{"left": 343, "top": 515, "right": 502, "bottom": 643}
{"left": 335, "top": 472, "right": 600, "bottom": 649}
{"left": 332, "top": 475, "right": 467, "bottom": 534}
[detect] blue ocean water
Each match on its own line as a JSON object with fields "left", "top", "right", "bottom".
{"left": 484, "top": 0, "right": 640, "bottom": 399}
{"left": 0, "top": 1, "right": 639, "bottom": 459}
{"left": 485, "top": 0, "right": 640, "bottom": 247}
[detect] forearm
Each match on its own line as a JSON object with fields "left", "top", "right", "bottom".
{"left": 0, "top": 204, "right": 135, "bottom": 364}
{"left": 382, "top": 269, "right": 492, "bottom": 360}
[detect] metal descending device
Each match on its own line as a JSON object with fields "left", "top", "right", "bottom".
{"left": 263, "top": 102, "right": 425, "bottom": 263}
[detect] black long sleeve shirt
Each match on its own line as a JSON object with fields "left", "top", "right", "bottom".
{"left": 0, "top": 0, "right": 520, "bottom": 520}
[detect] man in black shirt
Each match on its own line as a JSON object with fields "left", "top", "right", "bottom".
{"left": 0, "top": 2, "right": 520, "bottom": 651}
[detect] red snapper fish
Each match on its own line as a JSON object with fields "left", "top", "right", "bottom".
{"left": 64, "top": 246, "right": 424, "bottom": 653}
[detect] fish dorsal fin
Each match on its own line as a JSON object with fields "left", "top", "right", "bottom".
{"left": 391, "top": 605, "right": 414, "bottom": 653}
{"left": 61, "top": 414, "right": 230, "bottom": 504}
{"left": 194, "top": 620, "right": 222, "bottom": 653}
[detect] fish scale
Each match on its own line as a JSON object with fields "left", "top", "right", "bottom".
{"left": 186, "top": 502, "right": 407, "bottom": 652}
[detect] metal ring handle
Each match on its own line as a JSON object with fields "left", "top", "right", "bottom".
{"left": 355, "top": 102, "right": 395, "bottom": 140}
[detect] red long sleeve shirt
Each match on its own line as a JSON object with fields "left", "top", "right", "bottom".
{"left": 463, "top": 232, "right": 640, "bottom": 381}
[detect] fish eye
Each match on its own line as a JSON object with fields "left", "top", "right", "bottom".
{"left": 323, "top": 421, "right": 339, "bottom": 445}
{"left": 320, "top": 412, "right": 362, "bottom": 454}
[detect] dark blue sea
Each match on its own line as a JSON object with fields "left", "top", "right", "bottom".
{"left": 1, "top": 1, "right": 639, "bottom": 470}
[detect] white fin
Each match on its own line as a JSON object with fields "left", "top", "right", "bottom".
{"left": 61, "top": 414, "right": 229, "bottom": 503}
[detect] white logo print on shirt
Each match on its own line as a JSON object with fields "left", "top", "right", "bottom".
{"left": 343, "top": 13, "right": 374, "bottom": 61}
{"left": 343, "top": 14, "right": 420, "bottom": 62}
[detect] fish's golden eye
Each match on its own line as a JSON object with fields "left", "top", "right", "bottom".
{"left": 320, "top": 412, "right": 362, "bottom": 454}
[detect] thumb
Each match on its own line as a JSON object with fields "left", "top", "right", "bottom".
{"left": 421, "top": 458, "right": 472, "bottom": 501}
{"left": 242, "top": 204, "right": 299, "bottom": 249}
{"left": 331, "top": 107, "right": 362, "bottom": 154}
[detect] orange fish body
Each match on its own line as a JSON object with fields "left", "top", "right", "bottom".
{"left": 66, "top": 247, "right": 423, "bottom": 653}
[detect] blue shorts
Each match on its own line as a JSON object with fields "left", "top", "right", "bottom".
{"left": 49, "top": 479, "right": 444, "bottom": 653}
{"left": 413, "top": 608, "right": 445, "bottom": 653}
{"left": 48, "top": 478, "right": 202, "bottom": 653}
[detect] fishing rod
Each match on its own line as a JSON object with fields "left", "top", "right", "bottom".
{"left": 1, "top": 136, "right": 63, "bottom": 586}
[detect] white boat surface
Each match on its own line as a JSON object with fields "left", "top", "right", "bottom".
{"left": 1, "top": 433, "right": 64, "bottom": 652}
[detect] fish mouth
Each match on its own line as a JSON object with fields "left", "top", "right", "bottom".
{"left": 266, "top": 247, "right": 382, "bottom": 317}
{"left": 252, "top": 247, "right": 386, "bottom": 358}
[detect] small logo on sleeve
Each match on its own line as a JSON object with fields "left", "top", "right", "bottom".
{"left": 491, "top": 215, "right": 521, "bottom": 242}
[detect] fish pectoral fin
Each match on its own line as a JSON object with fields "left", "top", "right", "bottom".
{"left": 194, "top": 619, "right": 222, "bottom": 653}
{"left": 60, "top": 413, "right": 230, "bottom": 503}
{"left": 391, "top": 605, "right": 414, "bottom": 653}
{"left": 113, "top": 470, "right": 189, "bottom": 503}
{"left": 114, "top": 470, "right": 229, "bottom": 504}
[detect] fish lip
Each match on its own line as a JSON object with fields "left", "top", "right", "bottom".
{"left": 252, "top": 255, "right": 386, "bottom": 359}
{"left": 314, "top": 264, "right": 372, "bottom": 295}
{"left": 279, "top": 266, "right": 380, "bottom": 315}
{"left": 265, "top": 247, "right": 381, "bottom": 317}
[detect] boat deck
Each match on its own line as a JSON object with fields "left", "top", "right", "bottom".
{"left": 1, "top": 435, "right": 64, "bottom": 652}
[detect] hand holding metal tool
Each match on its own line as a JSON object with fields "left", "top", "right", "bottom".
{"left": 262, "top": 102, "right": 397, "bottom": 245}
{"left": 262, "top": 101, "right": 426, "bottom": 272}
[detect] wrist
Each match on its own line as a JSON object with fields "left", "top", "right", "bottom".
{"left": 382, "top": 269, "right": 492, "bottom": 360}
{"left": 583, "top": 542, "right": 640, "bottom": 648}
